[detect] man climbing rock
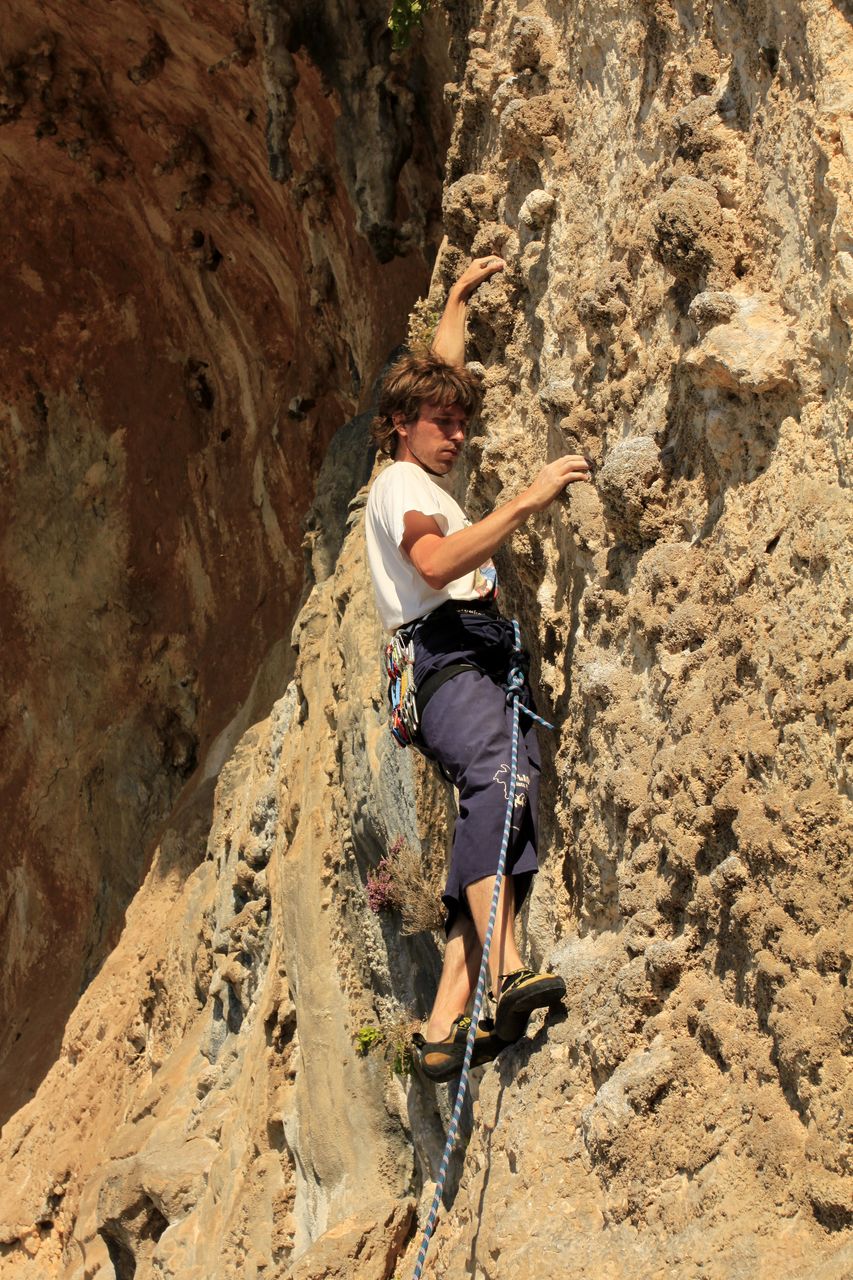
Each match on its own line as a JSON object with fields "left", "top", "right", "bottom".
{"left": 365, "top": 257, "right": 592, "bottom": 1080}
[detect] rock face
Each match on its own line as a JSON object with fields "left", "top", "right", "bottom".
{"left": 0, "top": 0, "right": 449, "bottom": 1121}
{"left": 1, "top": 2, "right": 851, "bottom": 1279}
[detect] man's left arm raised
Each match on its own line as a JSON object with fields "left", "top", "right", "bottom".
{"left": 430, "top": 256, "right": 506, "bottom": 366}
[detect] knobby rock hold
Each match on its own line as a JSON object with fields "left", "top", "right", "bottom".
{"left": 652, "top": 175, "right": 741, "bottom": 283}
{"left": 508, "top": 14, "right": 554, "bottom": 72}
{"left": 518, "top": 188, "right": 555, "bottom": 230}
{"left": 499, "top": 90, "right": 566, "bottom": 156}
{"left": 685, "top": 291, "right": 797, "bottom": 395}
{"left": 287, "top": 1197, "right": 415, "bottom": 1280}
{"left": 442, "top": 172, "right": 500, "bottom": 241}
{"left": 597, "top": 436, "right": 667, "bottom": 547}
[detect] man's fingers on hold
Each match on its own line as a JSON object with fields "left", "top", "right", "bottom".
{"left": 553, "top": 458, "right": 592, "bottom": 489}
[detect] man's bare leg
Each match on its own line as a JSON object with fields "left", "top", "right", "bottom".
{"left": 465, "top": 874, "right": 524, "bottom": 991}
{"left": 468, "top": 874, "right": 566, "bottom": 1042}
{"left": 423, "top": 877, "right": 525, "bottom": 1042}
{"left": 424, "top": 913, "right": 481, "bottom": 1042}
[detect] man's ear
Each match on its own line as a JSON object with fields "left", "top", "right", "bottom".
{"left": 392, "top": 410, "right": 408, "bottom": 438}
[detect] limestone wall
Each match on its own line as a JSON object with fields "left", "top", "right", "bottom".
{"left": 0, "top": 0, "right": 447, "bottom": 1122}
{"left": 0, "top": 2, "right": 850, "bottom": 1278}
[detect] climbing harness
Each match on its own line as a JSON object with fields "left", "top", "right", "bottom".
{"left": 384, "top": 615, "right": 479, "bottom": 749}
{"left": 411, "top": 619, "right": 553, "bottom": 1280}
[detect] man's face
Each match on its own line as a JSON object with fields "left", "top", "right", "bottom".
{"left": 394, "top": 400, "right": 467, "bottom": 475}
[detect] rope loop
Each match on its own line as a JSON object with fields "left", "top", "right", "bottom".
{"left": 505, "top": 621, "right": 554, "bottom": 730}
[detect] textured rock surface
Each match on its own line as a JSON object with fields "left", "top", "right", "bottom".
{"left": 0, "top": 0, "right": 449, "bottom": 1121}
{"left": 0, "top": 415, "right": 448, "bottom": 1280}
{"left": 684, "top": 290, "right": 797, "bottom": 393}
{"left": 1, "top": 1, "right": 851, "bottom": 1278}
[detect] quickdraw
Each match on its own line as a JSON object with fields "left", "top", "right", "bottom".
{"left": 384, "top": 629, "right": 420, "bottom": 747}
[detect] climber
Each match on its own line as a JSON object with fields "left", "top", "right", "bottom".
{"left": 365, "top": 256, "right": 592, "bottom": 1080}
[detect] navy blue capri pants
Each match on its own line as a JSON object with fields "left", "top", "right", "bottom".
{"left": 411, "top": 604, "right": 541, "bottom": 934}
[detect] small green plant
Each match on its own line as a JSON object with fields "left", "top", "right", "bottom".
{"left": 353, "top": 1025, "right": 384, "bottom": 1056}
{"left": 354, "top": 1011, "right": 418, "bottom": 1076}
{"left": 388, "top": 0, "right": 430, "bottom": 50}
{"left": 392, "top": 1043, "right": 412, "bottom": 1077}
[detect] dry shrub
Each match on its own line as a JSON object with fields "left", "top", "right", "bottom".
{"left": 366, "top": 858, "right": 400, "bottom": 913}
{"left": 383, "top": 1006, "right": 420, "bottom": 1077}
{"left": 385, "top": 836, "right": 445, "bottom": 935}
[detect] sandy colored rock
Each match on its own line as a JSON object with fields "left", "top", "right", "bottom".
{"left": 653, "top": 176, "right": 742, "bottom": 283}
{"left": 685, "top": 291, "right": 797, "bottom": 394}
{"left": 0, "top": 0, "right": 449, "bottom": 1126}
{"left": 518, "top": 188, "right": 555, "bottom": 230}
{"left": 287, "top": 1197, "right": 415, "bottom": 1280}
{"left": 597, "top": 436, "right": 668, "bottom": 547}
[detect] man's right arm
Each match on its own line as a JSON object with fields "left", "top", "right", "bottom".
{"left": 402, "top": 454, "right": 591, "bottom": 590}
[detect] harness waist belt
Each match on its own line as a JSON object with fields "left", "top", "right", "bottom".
{"left": 441, "top": 597, "right": 499, "bottom": 618}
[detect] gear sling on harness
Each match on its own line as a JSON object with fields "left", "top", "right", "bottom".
{"left": 384, "top": 615, "right": 553, "bottom": 1279}
{"left": 384, "top": 629, "right": 476, "bottom": 748}
{"left": 384, "top": 597, "right": 511, "bottom": 750}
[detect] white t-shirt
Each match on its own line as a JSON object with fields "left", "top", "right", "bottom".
{"left": 365, "top": 461, "right": 497, "bottom": 631}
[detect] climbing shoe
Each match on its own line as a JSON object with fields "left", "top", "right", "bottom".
{"left": 493, "top": 968, "right": 566, "bottom": 1043}
{"left": 411, "top": 1014, "right": 505, "bottom": 1083}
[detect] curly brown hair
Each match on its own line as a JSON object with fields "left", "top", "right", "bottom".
{"left": 372, "top": 352, "right": 483, "bottom": 458}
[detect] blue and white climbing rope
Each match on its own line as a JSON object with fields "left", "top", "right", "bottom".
{"left": 412, "top": 620, "right": 553, "bottom": 1280}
